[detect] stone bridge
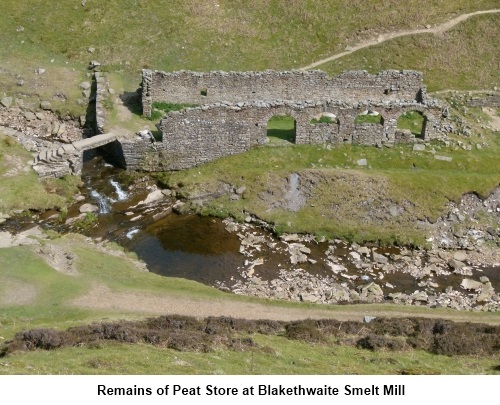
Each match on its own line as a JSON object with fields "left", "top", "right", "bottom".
{"left": 33, "top": 133, "right": 119, "bottom": 178}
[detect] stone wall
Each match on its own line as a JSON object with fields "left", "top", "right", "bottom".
{"left": 113, "top": 68, "right": 447, "bottom": 172}
{"left": 120, "top": 99, "right": 444, "bottom": 171}
{"left": 465, "top": 94, "right": 500, "bottom": 108}
{"left": 142, "top": 69, "right": 426, "bottom": 117}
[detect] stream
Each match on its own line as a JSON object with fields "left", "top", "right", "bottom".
{"left": 3, "top": 155, "right": 499, "bottom": 308}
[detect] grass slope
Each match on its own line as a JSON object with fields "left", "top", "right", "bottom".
{"left": 0, "top": 1, "right": 498, "bottom": 90}
{"left": 1, "top": 234, "right": 499, "bottom": 375}
{"left": 320, "top": 13, "right": 499, "bottom": 92}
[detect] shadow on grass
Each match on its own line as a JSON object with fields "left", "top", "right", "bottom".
{"left": 267, "top": 128, "right": 296, "bottom": 143}
{"left": 119, "top": 91, "right": 143, "bottom": 116}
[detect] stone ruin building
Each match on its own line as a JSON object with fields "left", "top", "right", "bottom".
{"left": 33, "top": 69, "right": 447, "bottom": 176}
{"left": 123, "top": 69, "right": 444, "bottom": 171}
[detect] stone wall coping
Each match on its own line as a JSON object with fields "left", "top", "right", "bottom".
{"left": 159, "top": 99, "right": 441, "bottom": 120}
{"left": 143, "top": 68, "right": 423, "bottom": 80}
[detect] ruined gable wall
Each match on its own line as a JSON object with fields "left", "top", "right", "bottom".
{"left": 142, "top": 69, "right": 425, "bottom": 117}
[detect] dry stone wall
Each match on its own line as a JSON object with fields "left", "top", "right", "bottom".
{"left": 142, "top": 69, "right": 426, "bottom": 117}
{"left": 110, "top": 68, "right": 446, "bottom": 172}
{"left": 122, "top": 99, "right": 443, "bottom": 171}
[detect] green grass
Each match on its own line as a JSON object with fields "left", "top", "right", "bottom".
{"left": 2, "top": 0, "right": 498, "bottom": 71}
{"left": 149, "top": 102, "right": 199, "bottom": 122}
{"left": 397, "top": 111, "right": 426, "bottom": 136}
{"left": 320, "top": 13, "right": 499, "bottom": 92}
{"left": 266, "top": 115, "right": 296, "bottom": 144}
{"left": 354, "top": 114, "right": 384, "bottom": 125}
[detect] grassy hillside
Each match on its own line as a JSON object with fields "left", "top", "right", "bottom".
{"left": 0, "top": 1, "right": 498, "bottom": 89}
{"left": 321, "top": 13, "right": 500, "bottom": 92}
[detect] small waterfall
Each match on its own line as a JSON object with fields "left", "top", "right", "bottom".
{"left": 90, "top": 189, "right": 111, "bottom": 214}
{"left": 126, "top": 228, "right": 140, "bottom": 239}
{"left": 110, "top": 180, "right": 129, "bottom": 201}
{"left": 285, "top": 173, "right": 306, "bottom": 212}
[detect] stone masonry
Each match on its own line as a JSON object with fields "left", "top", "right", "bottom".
{"left": 117, "top": 69, "right": 446, "bottom": 172}
{"left": 141, "top": 69, "right": 427, "bottom": 117}
{"left": 31, "top": 69, "right": 447, "bottom": 177}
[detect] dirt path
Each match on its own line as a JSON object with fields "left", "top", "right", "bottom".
{"left": 300, "top": 9, "right": 500, "bottom": 71}
{"left": 71, "top": 284, "right": 500, "bottom": 325}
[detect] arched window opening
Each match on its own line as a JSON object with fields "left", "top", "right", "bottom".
{"left": 266, "top": 115, "right": 296, "bottom": 144}
{"left": 354, "top": 110, "right": 384, "bottom": 125}
{"left": 397, "top": 110, "right": 427, "bottom": 139}
{"left": 310, "top": 112, "right": 340, "bottom": 125}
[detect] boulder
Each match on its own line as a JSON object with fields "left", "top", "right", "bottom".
{"left": 79, "top": 81, "right": 92, "bottom": 90}
{"left": 460, "top": 278, "right": 483, "bottom": 291}
{"left": 357, "top": 246, "right": 370, "bottom": 255}
{"left": 235, "top": 185, "right": 246, "bottom": 195}
{"left": 1, "top": 97, "right": 13, "bottom": 108}
{"left": 281, "top": 233, "right": 300, "bottom": 242}
{"left": 453, "top": 251, "right": 467, "bottom": 262}
{"left": 79, "top": 203, "right": 98, "bottom": 213}
{"left": 434, "top": 155, "right": 452, "bottom": 162}
{"left": 372, "top": 252, "right": 389, "bottom": 264}
{"left": 300, "top": 293, "right": 318, "bottom": 303}
{"left": 24, "top": 111, "right": 36, "bottom": 121}
{"left": 40, "top": 101, "right": 52, "bottom": 110}
{"left": 349, "top": 251, "right": 361, "bottom": 261}
{"left": 448, "top": 258, "right": 465, "bottom": 270}
{"left": 137, "top": 189, "right": 164, "bottom": 206}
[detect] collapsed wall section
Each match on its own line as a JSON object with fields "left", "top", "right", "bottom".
{"left": 142, "top": 69, "right": 425, "bottom": 117}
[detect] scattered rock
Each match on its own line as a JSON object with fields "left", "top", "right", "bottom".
{"left": 372, "top": 251, "right": 388, "bottom": 264}
{"left": 460, "top": 279, "right": 483, "bottom": 291}
{"left": 40, "top": 101, "right": 52, "bottom": 110}
{"left": 453, "top": 251, "right": 467, "bottom": 262}
{"left": 448, "top": 258, "right": 465, "bottom": 270}
{"left": 136, "top": 189, "right": 164, "bottom": 206}
{"left": 1, "top": 97, "right": 13, "bottom": 108}
{"left": 79, "top": 81, "right": 92, "bottom": 90}
{"left": 363, "top": 316, "right": 376, "bottom": 323}
{"left": 24, "top": 112, "right": 36, "bottom": 121}
{"left": 434, "top": 155, "right": 452, "bottom": 162}
{"left": 79, "top": 203, "right": 99, "bottom": 213}
{"left": 235, "top": 185, "right": 246, "bottom": 195}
